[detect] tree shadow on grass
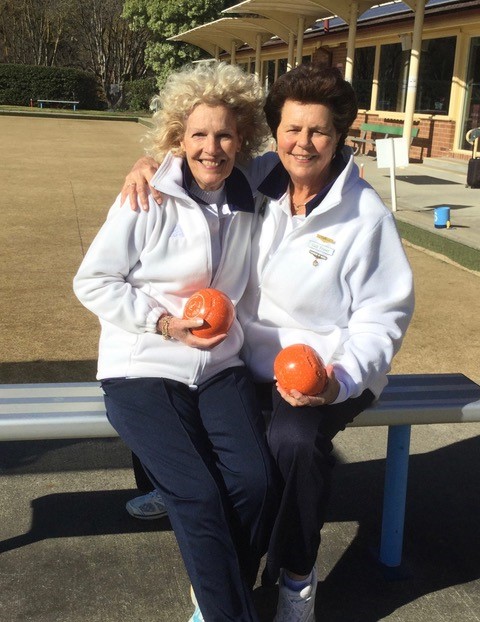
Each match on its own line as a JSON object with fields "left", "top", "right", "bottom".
{"left": 0, "top": 359, "right": 97, "bottom": 384}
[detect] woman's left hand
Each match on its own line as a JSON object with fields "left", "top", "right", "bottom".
{"left": 276, "top": 364, "right": 340, "bottom": 407}
{"left": 120, "top": 156, "right": 161, "bottom": 211}
{"left": 162, "top": 316, "right": 228, "bottom": 350}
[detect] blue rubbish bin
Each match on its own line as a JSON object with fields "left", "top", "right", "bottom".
{"left": 434, "top": 206, "right": 450, "bottom": 228}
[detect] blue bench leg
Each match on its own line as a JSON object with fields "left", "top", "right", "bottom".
{"left": 379, "top": 424, "right": 411, "bottom": 568}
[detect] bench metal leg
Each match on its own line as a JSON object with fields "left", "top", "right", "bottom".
{"left": 379, "top": 424, "right": 411, "bottom": 568}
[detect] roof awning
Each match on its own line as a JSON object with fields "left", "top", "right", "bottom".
{"left": 168, "top": 0, "right": 428, "bottom": 160}
{"left": 223, "top": 0, "right": 379, "bottom": 27}
{"left": 168, "top": 16, "right": 287, "bottom": 56}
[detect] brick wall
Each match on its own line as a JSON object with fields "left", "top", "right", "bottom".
{"left": 346, "top": 113, "right": 471, "bottom": 162}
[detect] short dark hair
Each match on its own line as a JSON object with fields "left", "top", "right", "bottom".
{"left": 264, "top": 64, "right": 358, "bottom": 151}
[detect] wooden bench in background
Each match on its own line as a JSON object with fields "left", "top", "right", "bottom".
{"left": 347, "top": 123, "right": 420, "bottom": 156}
{"left": 1, "top": 373, "right": 480, "bottom": 572}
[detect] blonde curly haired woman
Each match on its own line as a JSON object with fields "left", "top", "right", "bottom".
{"left": 74, "top": 62, "right": 279, "bottom": 622}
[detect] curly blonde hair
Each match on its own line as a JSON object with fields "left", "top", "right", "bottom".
{"left": 144, "top": 61, "right": 270, "bottom": 163}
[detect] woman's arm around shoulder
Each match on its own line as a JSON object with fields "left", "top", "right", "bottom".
{"left": 121, "top": 156, "right": 162, "bottom": 211}
{"left": 244, "top": 150, "right": 280, "bottom": 190}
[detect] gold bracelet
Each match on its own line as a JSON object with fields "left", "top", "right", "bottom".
{"left": 159, "top": 315, "right": 173, "bottom": 340}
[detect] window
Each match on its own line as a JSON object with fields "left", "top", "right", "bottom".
{"left": 352, "top": 47, "right": 375, "bottom": 109}
{"left": 415, "top": 37, "right": 456, "bottom": 114}
{"left": 263, "top": 60, "right": 276, "bottom": 90}
{"left": 377, "top": 42, "right": 408, "bottom": 111}
{"left": 278, "top": 58, "right": 288, "bottom": 77}
{"left": 376, "top": 36, "right": 456, "bottom": 113}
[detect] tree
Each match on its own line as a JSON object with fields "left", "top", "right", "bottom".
{"left": 123, "top": 0, "right": 224, "bottom": 87}
{"left": 0, "top": 0, "right": 150, "bottom": 108}
{"left": 0, "top": 0, "right": 75, "bottom": 66}
{"left": 0, "top": 0, "right": 224, "bottom": 106}
{"left": 75, "top": 0, "right": 150, "bottom": 107}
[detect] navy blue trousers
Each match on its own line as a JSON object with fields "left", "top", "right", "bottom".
{"left": 102, "top": 367, "right": 278, "bottom": 622}
{"left": 256, "top": 383, "right": 375, "bottom": 585}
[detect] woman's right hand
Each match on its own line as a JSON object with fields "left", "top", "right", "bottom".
{"left": 121, "top": 156, "right": 161, "bottom": 211}
{"left": 161, "top": 316, "right": 228, "bottom": 350}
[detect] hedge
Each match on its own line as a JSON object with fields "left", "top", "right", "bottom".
{"left": 0, "top": 64, "right": 103, "bottom": 110}
{"left": 122, "top": 77, "right": 158, "bottom": 112}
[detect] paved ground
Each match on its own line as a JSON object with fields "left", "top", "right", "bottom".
{"left": 0, "top": 115, "right": 479, "bottom": 622}
{"left": 355, "top": 153, "right": 480, "bottom": 255}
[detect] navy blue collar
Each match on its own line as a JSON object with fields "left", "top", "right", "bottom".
{"left": 258, "top": 154, "right": 346, "bottom": 216}
{"left": 183, "top": 161, "right": 255, "bottom": 213}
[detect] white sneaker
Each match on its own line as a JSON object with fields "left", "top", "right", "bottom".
{"left": 187, "top": 606, "right": 204, "bottom": 622}
{"left": 274, "top": 567, "right": 318, "bottom": 622}
{"left": 188, "top": 585, "right": 204, "bottom": 622}
{"left": 125, "top": 490, "right": 168, "bottom": 520}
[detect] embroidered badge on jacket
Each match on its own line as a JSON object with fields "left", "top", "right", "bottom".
{"left": 308, "top": 234, "right": 336, "bottom": 266}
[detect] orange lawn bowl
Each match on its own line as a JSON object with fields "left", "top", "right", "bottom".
{"left": 183, "top": 288, "right": 235, "bottom": 339}
{"left": 274, "top": 344, "right": 327, "bottom": 395}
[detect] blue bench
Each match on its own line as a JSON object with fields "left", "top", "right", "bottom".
{"left": 1, "top": 373, "right": 479, "bottom": 571}
{"left": 37, "top": 99, "right": 79, "bottom": 111}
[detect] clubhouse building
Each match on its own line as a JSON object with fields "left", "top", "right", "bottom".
{"left": 171, "top": 0, "right": 480, "bottom": 162}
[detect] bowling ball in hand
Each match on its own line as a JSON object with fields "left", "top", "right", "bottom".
{"left": 183, "top": 288, "right": 235, "bottom": 338}
{"left": 274, "top": 344, "right": 327, "bottom": 395}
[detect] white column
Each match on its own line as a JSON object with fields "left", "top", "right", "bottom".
{"left": 371, "top": 43, "right": 380, "bottom": 110}
{"left": 287, "top": 32, "right": 295, "bottom": 70}
{"left": 295, "top": 16, "right": 305, "bottom": 67}
{"left": 403, "top": 0, "right": 426, "bottom": 156}
{"left": 345, "top": 1, "right": 358, "bottom": 83}
{"left": 451, "top": 31, "right": 469, "bottom": 149}
{"left": 255, "top": 33, "right": 262, "bottom": 78}
{"left": 230, "top": 40, "right": 236, "bottom": 65}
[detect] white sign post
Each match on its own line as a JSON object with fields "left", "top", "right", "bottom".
{"left": 376, "top": 138, "right": 409, "bottom": 212}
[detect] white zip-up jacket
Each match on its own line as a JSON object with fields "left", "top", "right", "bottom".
{"left": 73, "top": 153, "right": 260, "bottom": 385}
{"left": 239, "top": 148, "right": 415, "bottom": 402}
